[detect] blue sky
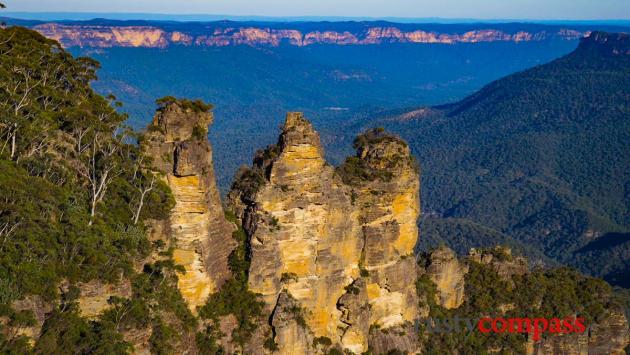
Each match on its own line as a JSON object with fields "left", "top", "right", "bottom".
{"left": 3, "top": 0, "right": 630, "bottom": 20}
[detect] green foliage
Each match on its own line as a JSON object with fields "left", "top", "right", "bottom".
{"left": 0, "top": 27, "right": 175, "bottom": 305}
{"left": 149, "top": 320, "right": 177, "bottom": 355}
{"left": 191, "top": 124, "right": 208, "bottom": 140}
{"left": 336, "top": 128, "right": 412, "bottom": 186}
{"left": 263, "top": 337, "right": 279, "bottom": 351}
{"left": 156, "top": 96, "right": 214, "bottom": 113}
{"left": 344, "top": 282, "right": 361, "bottom": 295}
{"left": 287, "top": 303, "right": 307, "bottom": 329}
{"left": 417, "top": 217, "right": 553, "bottom": 264}
{"left": 352, "top": 127, "right": 405, "bottom": 152}
{"left": 231, "top": 165, "right": 266, "bottom": 198}
{"left": 337, "top": 156, "right": 393, "bottom": 185}
{"left": 198, "top": 211, "right": 265, "bottom": 348}
{"left": 416, "top": 252, "right": 619, "bottom": 353}
{"left": 313, "top": 336, "right": 333, "bottom": 347}
{"left": 281, "top": 272, "right": 299, "bottom": 284}
{"left": 35, "top": 305, "right": 131, "bottom": 355}
{"left": 0, "top": 304, "right": 36, "bottom": 353}
{"left": 196, "top": 324, "right": 225, "bottom": 354}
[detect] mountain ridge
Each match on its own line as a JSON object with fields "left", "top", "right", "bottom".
{"left": 358, "top": 31, "right": 630, "bottom": 286}
{"left": 5, "top": 18, "right": 629, "bottom": 48}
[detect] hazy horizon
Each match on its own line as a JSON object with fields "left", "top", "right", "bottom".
{"left": 2, "top": 0, "right": 630, "bottom": 21}
{"left": 2, "top": 12, "right": 630, "bottom": 25}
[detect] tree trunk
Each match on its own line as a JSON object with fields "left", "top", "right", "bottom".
{"left": 10, "top": 132, "right": 15, "bottom": 160}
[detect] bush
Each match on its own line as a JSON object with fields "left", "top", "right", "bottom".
{"left": 156, "top": 97, "right": 214, "bottom": 113}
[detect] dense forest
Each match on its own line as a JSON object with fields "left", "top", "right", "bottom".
{"left": 355, "top": 32, "right": 630, "bottom": 286}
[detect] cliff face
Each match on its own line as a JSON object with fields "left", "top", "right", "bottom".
{"left": 347, "top": 128, "right": 421, "bottom": 353}
{"left": 526, "top": 310, "right": 629, "bottom": 355}
{"left": 423, "top": 247, "right": 468, "bottom": 309}
{"left": 228, "top": 114, "right": 421, "bottom": 354}
{"left": 143, "top": 102, "right": 235, "bottom": 311}
{"left": 32, "top": 23, "right": 589, "bottom": 48}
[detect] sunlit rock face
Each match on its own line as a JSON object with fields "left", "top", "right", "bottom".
{"left": 348, "top": 129, "right": 421, "bottom": 354}
{"left": 229, "top": 114, "right": 421, "bottom": 353}
{"left": 423, "top": 247, "right": 468, "bottom": 309}
{"left": 34, "top": 23, "right": 589, "bottom": 48}
{"left": 143, "top": 102, "right": 235, "bottom": 312}
{"left": 238, "top": 113, "right": 362, "bottom": 347}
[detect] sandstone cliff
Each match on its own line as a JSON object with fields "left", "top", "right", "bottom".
{"left": 422, "top": 247, "right": 468, "bottom": 309}
{"left": 228, "top": 114, "right": 421, "bottom": 354}
{"left": 33, "top": 22, "right": 589, "bottom": 48}
{"left": 143, "top": 100, "right": 236, "bottom": 312}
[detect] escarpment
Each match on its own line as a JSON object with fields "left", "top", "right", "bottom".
{"left": 228, "top": 115, "right": 421, "bottom": 354}
{"left": 143, "top": 100, "right": 236, "bottom": 311}
{"left": 33, "top": 23, "right": 590, "bottom": 48}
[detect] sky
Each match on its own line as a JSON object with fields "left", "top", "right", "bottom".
{"left": 3, "top": 0, "right": 630, "bottom": 20}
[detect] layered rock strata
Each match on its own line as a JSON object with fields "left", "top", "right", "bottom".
{"left": 423, "top": 247, "right": 468, "bottom": 309}
{"left": 229, "top": 114, "right": 421, "bottom": 354}
{"left": 33, "top": 23, "right": 589, "bottom": 48}
{"left": 143, "top": 102, "right": 235, "bottom": 311}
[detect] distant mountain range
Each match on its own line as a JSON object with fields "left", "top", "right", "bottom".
{"left": 4, "top": 12, "right": 630, "bottom": 25}
{"left": 2, "top": 17, "right": 629, "bottom": 48}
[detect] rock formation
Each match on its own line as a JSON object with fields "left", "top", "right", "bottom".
{"left": 419, "top": 245, "right": 630, "bottom": 354}
{"left": 33, "top": 23, "right": 589, "bottom": 48}
{"left": 143, "top": 100, "right": 235, "bottom": 311}
{"left": 526, "top": 310, "right": 629, "bottom": 354}
{"left": 468, "top": 246, "right": 529, "bottom": 281}
{"left": 423, "top": 247, "right": 468, "bottom": 309}
{"left": 228, "top": 114, "right": 421, "bottom": 354}
{"left": 346, "top": 128, "right": 421, "bottom": 353}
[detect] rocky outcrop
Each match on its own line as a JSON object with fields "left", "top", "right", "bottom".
{"left": 271, "top": 291, "right": 314, "bottom": 355}
{"left": 229, "top": 115, "right": 421, "bottom": 353}
{"left": 232, "top": 113, "right": 363, "bottom": 352}
{"left": 423, "top": 247, "right": 468, "bottom": 309}
{"left": 526, "top": 311, "right": 629, "bottom": 355}
{"left": 143, "top": 101, "right": 235, "bottom": 312}
{"left": 588, "top": 311, "right": 630, "bottom": 354}
{"left": 347, "top": 128, "right": 421, "bottom": 353}
{"left": 35, "top": 24, "right": 172, "bottom": 48}
{"left": 33, "top": 22, "right": 590, "bottom": 48}
{"left": 469, "top": 246, "right": 528, "bottom": 281}
{"left": 74, "top": 280, "right": 132, "bottom": 319}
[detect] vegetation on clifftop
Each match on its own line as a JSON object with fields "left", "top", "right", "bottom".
{"left": 156, "top": 96, "right": 214, "bottom": 113}
{"left": 337, "top": 128, "right": 417, "bottom": 186}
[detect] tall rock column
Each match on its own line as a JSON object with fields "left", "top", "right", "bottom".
{"left": 230, "top": 113, "right": 363, "bottom": 353}
{"left": 340, "top": 128, "right": 421, "bottom": 353}
{"left": 144, "top": 100, "right": 236, "bottom": 311}
{"left": 229, "top": 118, "right": 423, "bottom": 354}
